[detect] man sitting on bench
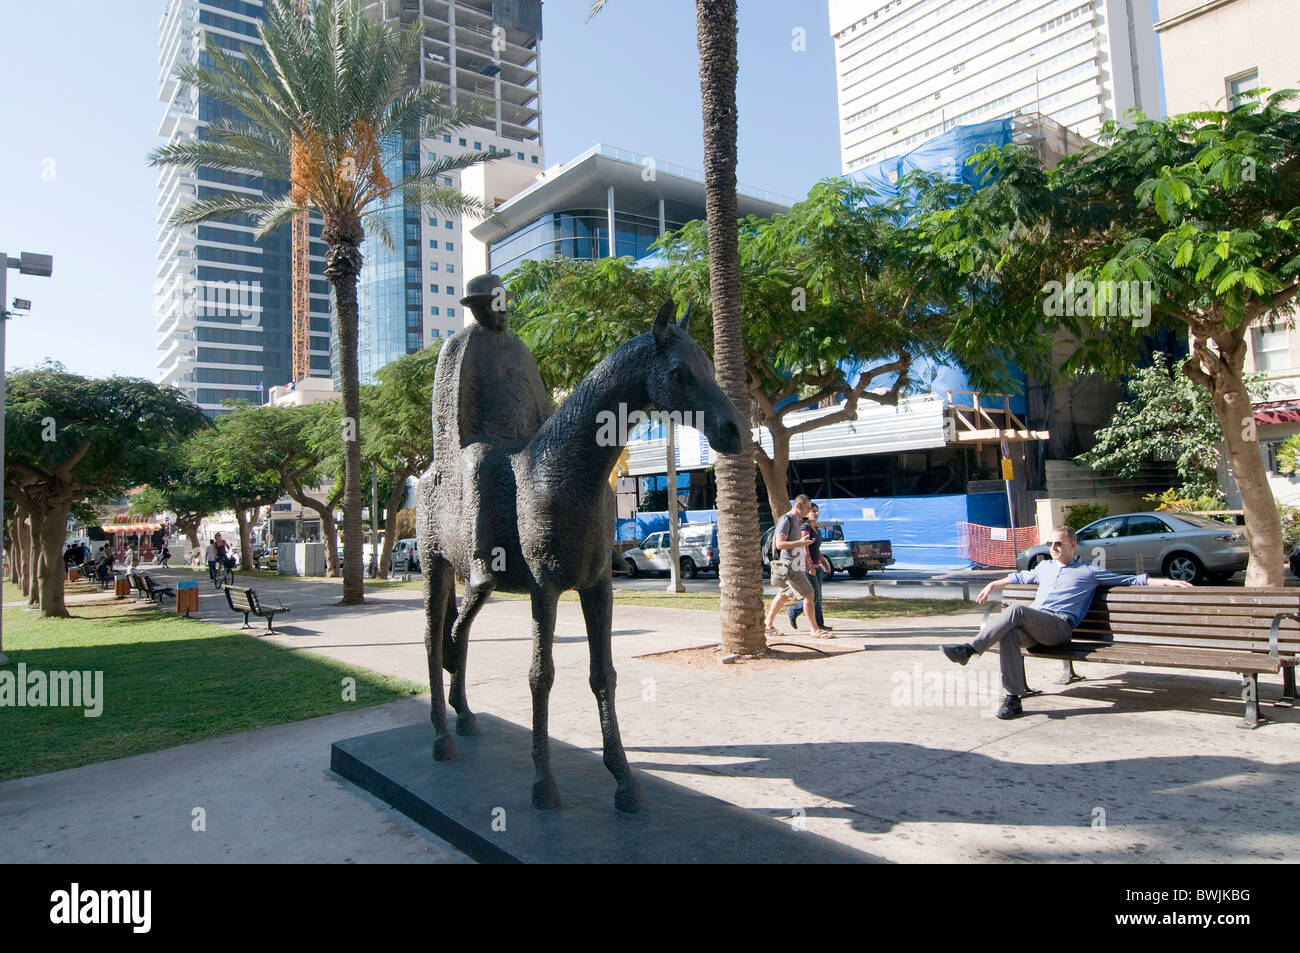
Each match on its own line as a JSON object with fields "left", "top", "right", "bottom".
{"left": 940, "top": 525, "right": 1192, "bottom": 720}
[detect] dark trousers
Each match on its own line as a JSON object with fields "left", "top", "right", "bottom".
{"left": 788, "top": 568, "right": 826, "bottom": 627}
{"left": 971, "top": 603, "right": 1074, "bottom": 696}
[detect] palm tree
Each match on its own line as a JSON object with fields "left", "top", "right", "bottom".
{"left": 149, "top": 0, "right": 497, "bottom": 605}
{"left": 589, "top": 0, "right": 766, "bottom": 654}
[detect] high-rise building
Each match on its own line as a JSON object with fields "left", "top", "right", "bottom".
{"left": 155, "top": 0, "right": 335, "bottom": 414}
{"left": 828, "top": 0, "right": 1161, "bottom": 173}
{"left": 1154, "top": 0, "right": 1299, "bottom": 114}
{"left": 355, "top": 0, "right": 544, "bottom": 382}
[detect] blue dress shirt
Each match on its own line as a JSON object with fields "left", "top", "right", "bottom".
{"left": 1006, "top": 558, "right": 1149, "bottom": 627}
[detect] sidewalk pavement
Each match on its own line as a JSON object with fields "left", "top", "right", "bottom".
{"left": 4, "top": 568, "right": 1299, "bottom": 863}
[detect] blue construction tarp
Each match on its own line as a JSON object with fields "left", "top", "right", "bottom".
{"left": 616, "top": 494, "right": 1009, "bottom": 569}
{"left": 848, "top": 117, "right": 1014, "bottom": 201}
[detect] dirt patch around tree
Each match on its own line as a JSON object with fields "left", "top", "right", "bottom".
{"left": 636, "top": 639, "right": 860, "bottom": 670}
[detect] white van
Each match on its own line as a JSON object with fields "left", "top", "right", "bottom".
{"left": 391, "top": 538, "right": 420, "bottom": 573}
{"left": 622, "top": 523, "right": 718, "bottom": 579}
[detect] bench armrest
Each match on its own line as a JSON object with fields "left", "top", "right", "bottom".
{"left": 1270, "top": 612, "right": 1299, "bottom": 658}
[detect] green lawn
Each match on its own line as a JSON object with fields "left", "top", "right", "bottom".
{"left": 0, "top": 601, "right": 424, "bottom": 782}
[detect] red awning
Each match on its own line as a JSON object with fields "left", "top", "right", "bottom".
{"left": 105, "top": 523, "right": 161, "bottom": 534}
{"left": 1253, "top": 400, "right": 1300, "bottom": 425}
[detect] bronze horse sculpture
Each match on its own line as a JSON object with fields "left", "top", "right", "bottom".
{"left": 417, "top": 299, "right": 745, "bottom": 812}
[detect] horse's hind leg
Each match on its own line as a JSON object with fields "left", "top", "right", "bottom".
{"left": 423, "top": 556, "right": 457, "bottom": 761}
{"left": 446, "top": 587, "right": 488, "bottom": 736}
{"left": 580, "top": 580, "right": 646, "bottom": 813}
{"left": 528, "top": 584, "right": 562, "bottom": 809}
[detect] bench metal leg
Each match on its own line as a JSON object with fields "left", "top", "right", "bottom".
{"left": 241, "top": 612, "right": 253, "bottom": 630}
{"left": 1057, "top": 660, "right": 1082, "bottom": 684}
{"left": 1240, "top": 674, "right": 1261, "bottom": 729}
{"left": 264, "top": 614, "right": 278, "bottom": 634}
{"left": 1278, "top": 665, "right": 1297, "bottom": 708}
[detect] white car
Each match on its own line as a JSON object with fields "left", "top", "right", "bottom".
{"left": 622, "top": 524, "right": 718, "bottom": 579}
{"left": 391, "top": 538, "right": 420, "bottom": 573}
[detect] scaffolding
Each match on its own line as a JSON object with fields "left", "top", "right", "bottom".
{"left": 290, "top": 0, "right": 311, "bottom": 383}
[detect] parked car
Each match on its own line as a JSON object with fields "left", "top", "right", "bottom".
{"left": 391, "top": 537, "right": 420, "bottom": 574}
{"left": 761, "top": 521, "right": 894, "bottom": 579}
{"left": 254, "top": 547, "right": 277, "bottom": 571}
{"left": 1015, "top": 511, "right": 1248, "bottom": 584}
{"left": 622, "top": 523, "right": 718, "bottom": 579}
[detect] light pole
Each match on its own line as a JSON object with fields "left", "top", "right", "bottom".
{"left": 0, "top": 251, "right": 54, "bottom": 666}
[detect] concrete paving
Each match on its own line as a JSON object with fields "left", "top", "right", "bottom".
{"left": 4, "top": 565, "right": 1299, "bottom": 863}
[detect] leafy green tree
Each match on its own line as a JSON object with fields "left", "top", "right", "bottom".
{"left": 362, "top": 344, "right": 439, "bottom": 574}
{"left": 5, "top": 366, "right": 207, "bottom": 618}
{"left": 149, "top": 0, "right": 497, "bottom": 604}
{"left": 1077, "top": 352, "right": 1227, "bottom": 498}
{"left": 510, "top": 175, "right": 990, "bottom": 526}
{"left": 929, "top": 95, "right": 1300, "bottom": 585}
{"left": 213, "top": 402, "right": 344, "bottom": 575}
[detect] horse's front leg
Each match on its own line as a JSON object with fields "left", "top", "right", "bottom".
{"left": 424, "top": 556, "right": 457, "bottom": 761}
{"left": 528, "top": 583, "right": 562, "bottom": 809}
{"left": 446, "top": 587, "right": 489, "bottom": 736}
{"left": 580, "top": 580, "right": 646, "bottom": 813}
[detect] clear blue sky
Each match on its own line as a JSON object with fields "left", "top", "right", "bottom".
{"left": 0, "top": 1, "right": 842, "bottom": 380}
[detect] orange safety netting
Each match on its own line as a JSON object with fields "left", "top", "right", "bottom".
{"left": 957, "top": 522, "right": 1039, "bottom": 569}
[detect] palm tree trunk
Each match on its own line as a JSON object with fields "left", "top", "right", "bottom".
{"left": 697, "top": 0, "right": 766, "bottom": 655}
{"left": 324, "top": 221, "right": 366, "bottom": 605}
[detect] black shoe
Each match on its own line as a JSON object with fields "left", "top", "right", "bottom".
{"left": 996, "top": 695, "right": 1023, "bottom": 720}
{"left": 821, "top": 624, "right": 834, "bottom": 632}
{"left": 788, "top": 614, "right": 799, "bottom": 629}
{"left": 942, "top": 643, "right": 974, "bottom": 666}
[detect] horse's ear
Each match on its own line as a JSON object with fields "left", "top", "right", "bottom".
{"left": 652, "top": 299, "right": 674, "bottom": 345}
{"left": 679, "top": 302, "right": 693, "bottom": 331}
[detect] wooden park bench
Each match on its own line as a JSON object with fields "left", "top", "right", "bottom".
{"left": 989, "top": 585, "right": 1300, "bottom": 728}
{"left": 223, "top": 586, "right": 289, "bottom": 634}
{"left": 130, "top": 572, "right": 176, "bottom": 605}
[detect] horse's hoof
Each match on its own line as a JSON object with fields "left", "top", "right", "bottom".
{"left": 432, "top": 734, "right": 457, "bottom": 761}
{"left": 455, "top": 712, "right": 480, "bottom": 736}
{"left": 614, "top": 781, "right": 647, "bottom": 814}
{"left": 531, "top": 779, "right": 562, "bottom": 810}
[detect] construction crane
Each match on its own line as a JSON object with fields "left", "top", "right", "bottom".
{"left": 290, "top": 0, "right": 311, "bottom": 383}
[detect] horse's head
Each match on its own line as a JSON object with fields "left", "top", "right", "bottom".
{"left": 644, "top": 299, "right": 745, "bottom": 455}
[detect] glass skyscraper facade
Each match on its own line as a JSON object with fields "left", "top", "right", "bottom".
{"left": 156, "top": 0, "right": 334, "bottom": 414}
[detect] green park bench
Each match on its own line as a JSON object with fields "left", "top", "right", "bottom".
{"left": 223, "top": 586, "right": 290, "bottom": 634}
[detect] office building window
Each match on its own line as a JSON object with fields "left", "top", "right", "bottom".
{"left": 446, "top": 285, "right": 455, "bottom": 295}
{"left": 517, "top": 152, "right": 525, "bottom": 160}
{"left": 428, "top": 218, "right": 436, "bottom": 227}
{"left": 429, "top": 239, "right": 438, "bottom": 248}
{"left": 446, "top": 241, "right": 454, "bottom": 251}
{"left": 458, "top": 137, "right": 466, "bottom": 147}
{"left": 430, "top": 262, "right": 439, "bottom": 272}
{"left": 445, "top": 220, "right": 453, "bottom": 229}
{"left": 431, "top": 329, "right": 440, "bottom": 337}
{"left": 1228, "top": 70, "right": 1259, "bottom": 107}
{"left": 473, "top": 141, "right": 481, "bottom": 150}
{"left": 448, "top": 307, "right": 455, "bottom": 318}
{"left": 447, "top": 264, "right": 454, "bottom": 273}
{"left": 1252, "top": 324, "right": 1290, "bottom": 371}
{"left": 430, "top": 306, "right": 440, "bottom": 316}
{"left": 532, "top": 155, "right": 538, "bottom": 164}
{"left": 441, "top": 176, "right": 452, "bottom": 185}
{"left": 443, "top": 134, "right": 451, "bottom": 143}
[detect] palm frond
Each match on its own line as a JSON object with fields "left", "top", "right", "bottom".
{"left": 148, "top": 138, "right": 285, "bottom": 179}
{"left": 361, "top": 207, "right": 397, "bottom": 253}
{"left": 166, "top": 193, "right": 285, "bottom": 228}
{"left": 396, "top": 180, "right": 500, "bottom": 224}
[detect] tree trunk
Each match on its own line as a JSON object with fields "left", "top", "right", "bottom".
{"left": 37, "top": 500, "right": 71, "bottom": 618}
{"left": 180, "top": 517, "right": 201, "bottom": 553}
{"left": 754, "top": 429, "right": 793, "bottom": 526}
{"left": 287, "top": 487, "right": 340, "bottom": 576}
{"left": 234, "top": 506, "right": 254, "bottom": 571}
{"left": 697, "top": 0, "right": 765, "bottom": 655}
{"left": 27, "top": 507, "right": 44, "bottom": 606}
{"left": 1214, "top": 371, "right": 1283, "bottom": 587}
{"left": 12, "top": 508, "right": 26, "bottom": 593}
{"left": 324, "top": 221, "right": 366, "bottom": 605}
{"left": 379, "top": 471, "right": 408, "bottom": 577}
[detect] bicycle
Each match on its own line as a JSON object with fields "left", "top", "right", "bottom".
{"left": 215, "top": 559, "right": 235, "bottom": 589}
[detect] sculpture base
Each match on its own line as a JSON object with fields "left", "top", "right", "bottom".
{"left": 330, "top": 715, "right": 870, "bottom": 864}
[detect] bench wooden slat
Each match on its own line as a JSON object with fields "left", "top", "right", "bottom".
{"left": 1008, "top": 644, "right": 1283, "bottom": 674}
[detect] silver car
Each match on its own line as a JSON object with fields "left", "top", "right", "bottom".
{"left": 1015, "top": 511, "right": 1248, "bottom": 584}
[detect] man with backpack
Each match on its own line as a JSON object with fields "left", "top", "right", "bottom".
{"left": 764, "top": 495, "right": 830, "bottom": 639}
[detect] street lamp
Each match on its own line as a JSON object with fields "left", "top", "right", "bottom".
{"left": 0, "top": 250, "right": 55, "bottom": 665}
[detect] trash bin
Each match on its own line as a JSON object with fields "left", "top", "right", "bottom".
{"left": 113, "top": 575, "right": 131, "bottom": 598}
{"left": 67, "top": 568, "right": 80, "bottom": 583}
{"left": 176, "top": 579, "right": 199, "bottom": 616}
